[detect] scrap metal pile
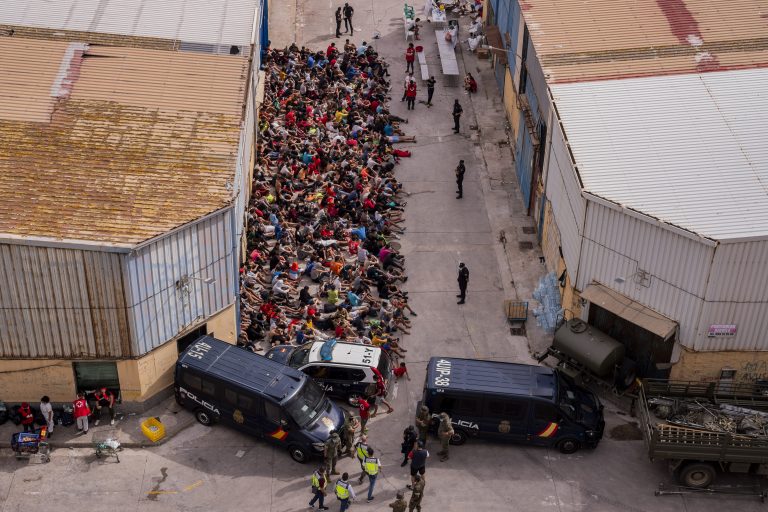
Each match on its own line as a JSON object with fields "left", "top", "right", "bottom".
{"left": 649, "top": 397, "right": 768, "bottom": 437}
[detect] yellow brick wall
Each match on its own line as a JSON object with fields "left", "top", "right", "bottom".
{"left": 671, "top": 348, "right": 768, "bottom": 383}
{"left": 0, "top": 360, "right": 76, "bottom": 402}
{"left": 206, "top": 303, "right": 237, "bottom": 343}
{"left": 503, "top": 68, "right": 521, "bottom": 143}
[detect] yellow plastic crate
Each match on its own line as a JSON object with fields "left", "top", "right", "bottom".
{"left": 141, "top": 417, "right": 166, "bottom": 443}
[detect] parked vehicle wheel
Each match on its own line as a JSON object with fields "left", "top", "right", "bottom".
{"left": 347, "top": 393, "right": 362, "bottom": 406}
{"left": 449, "top": 429, "right": 468, "bottom": 445}
{"left": 558, "top": 438, "right": 580, "bottom": 454}
{"left": 288, "top": 445, "right": 309, "bottom": 463}
{"left": 678, "top": 462, "right": 716, "bottom": 488}
{"left": 194, "top": 409, "right": 215, "bottom": 426}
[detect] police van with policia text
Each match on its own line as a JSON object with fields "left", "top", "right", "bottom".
{"left": 420, "top": 357, "right": 605, "bottom": 454}
{"left": 175, "top": 336, "right": 346, "bottom": 463}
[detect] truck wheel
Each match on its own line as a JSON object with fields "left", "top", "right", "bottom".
{"left": 194, "top": 409, "right": 215, "bottom": 426}
{"left": 558, "top": 439, "right": 580, "bottom": 454}
{"left": 288, "top": 445, "right": 309, "bottom": 463}
{"left": 678, "top": 463, "right": 716, "bottom": 488}
{"left": 450, "top": 429, "right": 468, "bottom": 445}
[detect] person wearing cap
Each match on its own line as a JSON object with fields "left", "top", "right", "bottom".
{"left": 324, "top": 430, "right": 342, "bottom": 475}
{"left": 455, "top": 159, "right": 465, "bottom": 199}
{"left": 436, "top": 412, "right": 454, "bottom": 461}
{"left": 309, "top": 464, "right": 330, "bottom": 510}
{"left": 415, "top": 404, "right": 430, "bottom": 445}
{"left": 408, "top": 474, "right": 426, "bottom": 512}
{"left": 93, "top": 386, "right": 116, "bottom": 426}
{"left": 457, "top": 262, "right": 469, "bottom": 304}
{"left": 389, "top": 491, "right": 407, "bottom": 512}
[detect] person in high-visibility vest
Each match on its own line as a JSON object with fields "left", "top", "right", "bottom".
{"left": 335, "top": 472, "right": 356, "bottom": 512}
{"left": 355, "top": 435, "right": 370, "bottom": 484}
{"left": 362, "top": 447, "right": 381, "bottom": 502}
{"left": 309, "top": 465, "right": 329, "bottom": 510}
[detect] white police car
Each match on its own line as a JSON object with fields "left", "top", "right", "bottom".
{"left": 266, "top": 340, "right": 393, "bottom": 405}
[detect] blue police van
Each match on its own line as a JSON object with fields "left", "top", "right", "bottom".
{"left": 175, "top": 336, "right": 345, "bottom": 463}
{"left": 421, "top": 357, "right": 604, "bottom": 454}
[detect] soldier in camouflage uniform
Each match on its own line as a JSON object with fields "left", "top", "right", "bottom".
{"left": 415, "top": 405, "right": 430, "bottom": 444}
{"left": 408, "top": 475, "right": 425, "bottom": 512}
{"left": 389, "top": 491, "right": 407, "bottom": 512}
{"left": 324, "top": 430, "right": 342, "bottom": 475}
{"left": 436, "top": 412, "right": 454, "bottom": 461}
{"left": 341, "top": 414, "right": 360, "bottom": 457}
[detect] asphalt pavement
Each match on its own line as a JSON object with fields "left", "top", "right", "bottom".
{"left": 1, "top": 1, "right": 767, "bottom": 511}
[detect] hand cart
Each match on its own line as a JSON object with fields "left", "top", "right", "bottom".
{"left": 93, "top": 429, "right": 122, "bottom": 463}
{"left": 11, "top": 427, "right": 50, "bottom": 463}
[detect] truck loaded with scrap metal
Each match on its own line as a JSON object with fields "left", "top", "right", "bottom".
{"left": 638, "top": 379, "right": 768, "bottom": 488}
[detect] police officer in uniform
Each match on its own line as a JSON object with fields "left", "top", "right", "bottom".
{"left": 335, "top": 472, "right": 356, "bottom": 512}
{"left": 324, "top": 430, "right": 342, "bottom": 475}
{"left": 309, "top": 465, "right": 330, "bottom": 510}
{"left": 455, "top": 160, "right": 465, "bottom": 199}
{"left": 457, "top": 262, "right": 469, "bottom": 304}
{"left": 409, "top": 474, "right": 426, "bottom": 512}
{"left": 415, "top": 405, "right": 430, "bottom": 444}
{"left": 355, "top": 435, "right": 371, "bottom": 484}
{"left": 389, "top": 491, "right": 407, "bottom": 512}
{"left": 341, "top": 414, "right": 360, "bottom": 457}
{"left": 363, "top": 447, "right": 381, "bottom": 502}
{"left": 437, "top": 412, "right": 454, "bottom": 461}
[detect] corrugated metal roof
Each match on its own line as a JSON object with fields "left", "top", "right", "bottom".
{"left": 0, "top": 37, "right": 249, "bottom": 245}
{"left": 0, "top": 0, "right": 259, "bottom": 47}
{"left": 550, "top": 68, "right": 768, "bottom": 241}
{"left": 521, "top": 0, "right": 768, "bottom": 84}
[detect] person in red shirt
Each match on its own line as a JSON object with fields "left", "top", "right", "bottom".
{"left": 93, "top": 387, "right": 116, "bottom": 426}
{"left": 73, "top": 392, "right": 91, "bottom": 434}
{"left": 393, "top": 362, "right": 410, "bottom": 381}
{"left": 18, "top": 402, "right": 35, "bottom": 432}
{"left": 405, "top": 43, "right": 415, "bottom": 74}
{"left": 405, "top": 81, "right": 417, "bottom": 111}
{"left": 355, "top": 397, "right": 371, "bottom": 433}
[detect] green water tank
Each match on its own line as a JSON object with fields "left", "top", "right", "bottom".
{"left": 553, "top": 319, "right": 625, "bottom": 378}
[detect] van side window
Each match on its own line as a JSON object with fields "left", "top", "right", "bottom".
{"left": 265, "top": 401, "right": 282, "bottom": 424}
{"left": 485, "top": 399, "right": 528, "bottom": 421}
{"left": 201, "top": 378, "right": 217, "bottom": 397}
{"left": 350, "top": 369, "right": 366, "bottom": 381}
{"left": 182, "top": 373, "right": 202, "bottom": 391}
{"left": 304, "top": 366, "right": 329, "bottom": 379}
{"left": 226, "top": 389, "right": 257, "bottom": 413}
{"left": 534, "top": 403, "right": 559, "bottom": 423}
{"left": 437, "top": 396, "right": 479, "bottom": 416}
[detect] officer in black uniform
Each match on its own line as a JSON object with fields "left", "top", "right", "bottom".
{"left": 457, "top": 262, "right": 469, "bottom": 304}
{"left": 455, "top": 160, "right": 465, "bottom": 199}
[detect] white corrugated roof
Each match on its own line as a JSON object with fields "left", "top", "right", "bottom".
{"left": 551, "top": 68, "right": 768, "bottom": 242}
{"left": 0, "top": 0, "right": 258, "bottom": 46}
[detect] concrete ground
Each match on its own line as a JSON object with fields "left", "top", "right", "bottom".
{"left": 2, "top": 2, "right": 767, "bottom": 512}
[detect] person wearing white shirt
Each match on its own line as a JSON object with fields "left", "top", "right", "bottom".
{"left": 40, "top": 396, "right": 54, "bottom": 436}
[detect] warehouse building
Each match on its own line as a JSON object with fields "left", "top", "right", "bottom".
{"left": 0, "top": 0, "right": 265, "bottom": 407}
{"left": 485, "top": 0, "right": 768, "bottom": 382}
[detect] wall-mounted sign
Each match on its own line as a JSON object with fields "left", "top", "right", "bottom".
{"left": 708, "top": 324, "right": 737, "bottom": 337}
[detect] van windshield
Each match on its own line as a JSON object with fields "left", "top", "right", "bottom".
{"left": 284, "top": 379, "right": 326, "bottom": 427}
{"left": 557, "top": 373, "right": 596, "bottom": 424}
{"left": 288, "top": 346, "right": 312, "bottom": 368}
